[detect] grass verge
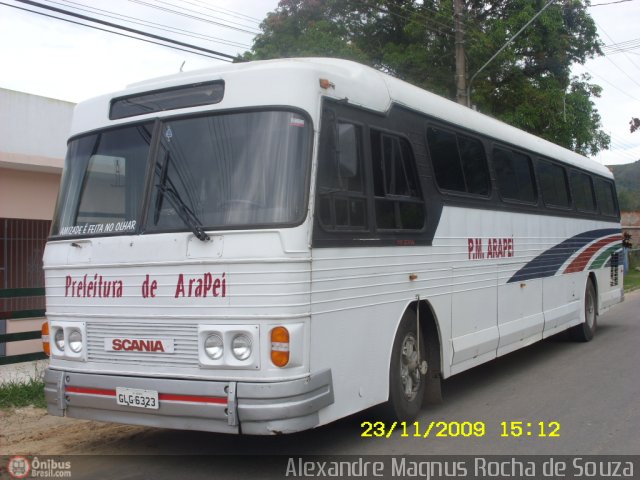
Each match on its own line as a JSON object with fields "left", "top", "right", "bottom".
{"left": 624, "top": 268, "right": 640, "bottom": 292}
{"left": 624, "top": 250, "right": 640, "bottom": 293}
{"left": 0, "top": 377, "right": 46, "bottom": 409}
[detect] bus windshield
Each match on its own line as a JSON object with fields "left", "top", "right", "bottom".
{"left": 51, "top": 110, "right": 311, "bottom": 238}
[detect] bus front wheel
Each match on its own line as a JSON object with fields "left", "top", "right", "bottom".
{"left": 570, "top": 279, "right": 597, "bottom": 342}
{"left": 382, "top": 309, "right": 426, "bottom": 421}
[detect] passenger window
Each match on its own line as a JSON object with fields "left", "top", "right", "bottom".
{"left": 317, "top": 115, "right": 367, "bottom": 230}
{"left": 427, "top": 127, "right": 489, "bottom": 195}
{"left": 537, "top": 160, "right": 570, "bottom": 208}
{"left": 458, "top": 136, "right": 490, "bottom": 195}
{"left": 570, "top": 171, "right": 596, "bottom": 212}
{"left": 371, "top": 130, "right": 425, "bottom": 230}
{"left": 493, "top": 148, "right": 536, "bottom": 203}
{"left": 595, "top": 178, "right": 618, "bottom": 217}
{"left": 427, "top": 128, "right": 465, "bottom": 192}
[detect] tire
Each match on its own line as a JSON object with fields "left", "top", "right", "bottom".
{"left": 381, "top": 309, "right": 426, "bottom": 421}
{"left": 570, "top": 279, "right": 597, "bottom": 342}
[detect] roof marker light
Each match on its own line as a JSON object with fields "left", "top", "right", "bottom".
{"left": 319, "top": 78, "right": 335, "bottom": 90}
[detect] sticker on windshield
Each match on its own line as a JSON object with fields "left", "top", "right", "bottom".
{"left": 59, "top": 221, "right": 136, "bottom": 236}
{"left": 289, "top": 116, "right": 305, "bottom": 128}
{"left": 164, "top": 126, "right": 173, "bottom": 141}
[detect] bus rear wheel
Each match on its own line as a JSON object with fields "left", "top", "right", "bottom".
{"left": 570, "top": 279, "right": 597, "bottom": 342}
{"left": 382, "top": 309, "right": 426, "bottom": 421}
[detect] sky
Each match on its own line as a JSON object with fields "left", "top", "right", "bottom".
{"left": 0, "top": 0, "right": 639, "bottom": 166}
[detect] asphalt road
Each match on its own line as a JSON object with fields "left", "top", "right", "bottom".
{"left": 18, "top": 289, "right": 640, "bottom": 479}
{"left": 127, "top": 289, "right": 640, "bottom": 456}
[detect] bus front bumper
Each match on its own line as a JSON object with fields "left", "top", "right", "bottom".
{"left": 44, "top": 368, "right": 334, "bottom": 435}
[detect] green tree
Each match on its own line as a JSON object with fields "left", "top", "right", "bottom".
{"left": 243, "top": 0, "right": 610, "bottom": 156}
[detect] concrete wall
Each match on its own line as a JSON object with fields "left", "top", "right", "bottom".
{"left": 0, "top": 88, "right": 74, "bottom": 219}
{"left": 0, "top": 88, "right": 73, "bottom": 167}
{"left": 1, "top": 89, "right": 74, "bottom": 358}
{"left": 0, "top": 168, "right": 62, "bottom": 220}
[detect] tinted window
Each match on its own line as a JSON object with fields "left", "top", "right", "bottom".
{"left": 371, "top": 130, "right": 425, "bottom": 230}
{"left": 317, "top": 117, "right": 367, "bottom": 230}
{"left": 493, "top": 148, "right": 536, "bottom": 203}
{"left": 427, "top": 128, "right": 465, "bottom": 191}
{"left": 595, "top": 178, "right": 618, "bottom": 216}
{"left": 427, "top": 127, "right": 489, "bottom": 195}
{"left": 110, "top": 81, "right": 224, "bottom": 119}
{"left": 570, "top": 171, "right": 596, "bottom": 212}
{"left": 51, "top": 123, "right": 152, "bottom": 236}
{"left": 147, "top": 111, "right": 310, "bottom": 232}
{"left": 458, "top": 136, "right": 490, "bottom": 195}
{"left": 537, "top": 160, "right": 571, "bottom": 208}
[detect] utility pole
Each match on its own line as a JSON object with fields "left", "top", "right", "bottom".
{"left": 454, "top": 0, "right": 467, "bottom": 106}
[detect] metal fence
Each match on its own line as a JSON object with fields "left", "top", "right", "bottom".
{"left": 0, "top": 287, "right": 47, "bottom": 365}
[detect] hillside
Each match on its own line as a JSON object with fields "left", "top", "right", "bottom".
{"left": 608, "top": 160, "right": 640, "bottom": 212}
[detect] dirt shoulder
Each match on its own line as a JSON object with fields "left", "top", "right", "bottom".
{"left": 0, "top": 406, "right": 152, "bottom": 455}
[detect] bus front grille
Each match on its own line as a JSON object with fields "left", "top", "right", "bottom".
{"left": 86, "top": 322, "right": 199, "bottom": 367}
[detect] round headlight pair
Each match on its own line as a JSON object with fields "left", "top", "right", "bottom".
{"left": 53, "top": 329, "right": 82, "bottom": 353}
{"left": 204, "top": 333, "right": 252, "bottom": 361}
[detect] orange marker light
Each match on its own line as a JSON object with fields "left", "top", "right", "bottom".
{"left": 270, "top": 326, "right": 290, "bottom": 367}
{"left": 319, "top": 78, "right": 335, "bottom": 90}
{"left": 42, "top": 321, "right": 50, "bottom": 356}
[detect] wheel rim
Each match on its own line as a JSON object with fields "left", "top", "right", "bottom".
{"left": 400, "top": 332, "right": 422, "bottom": 401}
{"left": 586, "top": 288, "right": 595, "bottom": 329}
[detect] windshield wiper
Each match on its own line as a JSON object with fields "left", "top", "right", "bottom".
{"left": 154, "top": 152, "right": 210, "bottom": 242}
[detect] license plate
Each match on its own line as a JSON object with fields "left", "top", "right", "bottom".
{"left": 116, "top": 387, "right": 159, "bottom": 410}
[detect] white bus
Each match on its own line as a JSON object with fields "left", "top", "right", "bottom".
{"left": 43, "top": 58, "right": 623, "bottom": 435}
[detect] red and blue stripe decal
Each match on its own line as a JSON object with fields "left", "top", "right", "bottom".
{"left": 508, "top": 228, "right": 621, "bottom": 283}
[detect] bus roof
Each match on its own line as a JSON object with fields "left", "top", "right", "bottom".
{"left": 73, "top": 57, "right": 611, "bottom": 178}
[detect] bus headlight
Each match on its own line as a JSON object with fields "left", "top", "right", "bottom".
{"left": 204, "top": 333, "right": 224, "bottom": 360}
{"left": 231, "top": 334, "right": 252, "bottom": 360}
{"left": 49, "top": 321, "right": 86, "bottom": 361}
{"left": 68, "top": 330, "right": 83, "bottom": 353}
{"left": 54, "top": 328, "right": 65, "bottom": 352}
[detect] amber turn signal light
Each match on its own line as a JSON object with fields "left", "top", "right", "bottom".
{"left": 41, "top": 321, "right": 50, "bottom": 356}
{"left": 270, "top": 326, "right": 290, "bottom": 367}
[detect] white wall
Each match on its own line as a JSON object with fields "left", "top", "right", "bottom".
{"left": 0, "top": 88, "right": 74, "bottom": 173}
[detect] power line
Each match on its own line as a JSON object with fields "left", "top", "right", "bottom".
{"left": 580, "top": 67, "right": 640, "bottom": 102}
{"left": 602, "top": 38, "right": 640, "bottom": 55}
{"left": 173, "top": 0, "right": 263, "bottom": 26}
{"left": 151, "top": 0, "right": 261, "bottom": 32}
{"left": 351, "top": 0, "right": 454, "bottom": 38}
{"left": 14, "top": 0, "right": 238, "bottom": 61}
{"left": 596, "top": 22, "right": 640, "bottom": 78}
{"left": 0, "top": 1, "right": 231, "bottom": 61}
{"left": 54, "top": 0, "right": 252, "bottom": 49}
{"left": 591, "top": 0, "right": 635, "bottom": 6}
{"left": 128, "top": 0, "right": 261, "bottom": 36}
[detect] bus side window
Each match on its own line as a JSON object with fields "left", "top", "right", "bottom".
{"left": 594, "top": 178, "right": 618, "bottom": 217}
{"left": 426, "top": 127, "right": 489, "bottom": 196}
{"left": 371, "top": 130, "right": 425, "bottom": 230}
{"left": 492, "top": 147, "right": 537, "bottom": 203}
{"left": 570, "top": 171, "right": 596, "bottom": 212}
{"left": 317, "top": 117, "right": 367, "bottom": 230}
{"left": 537, "top": 160, "right": 571, "bottom": 208}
